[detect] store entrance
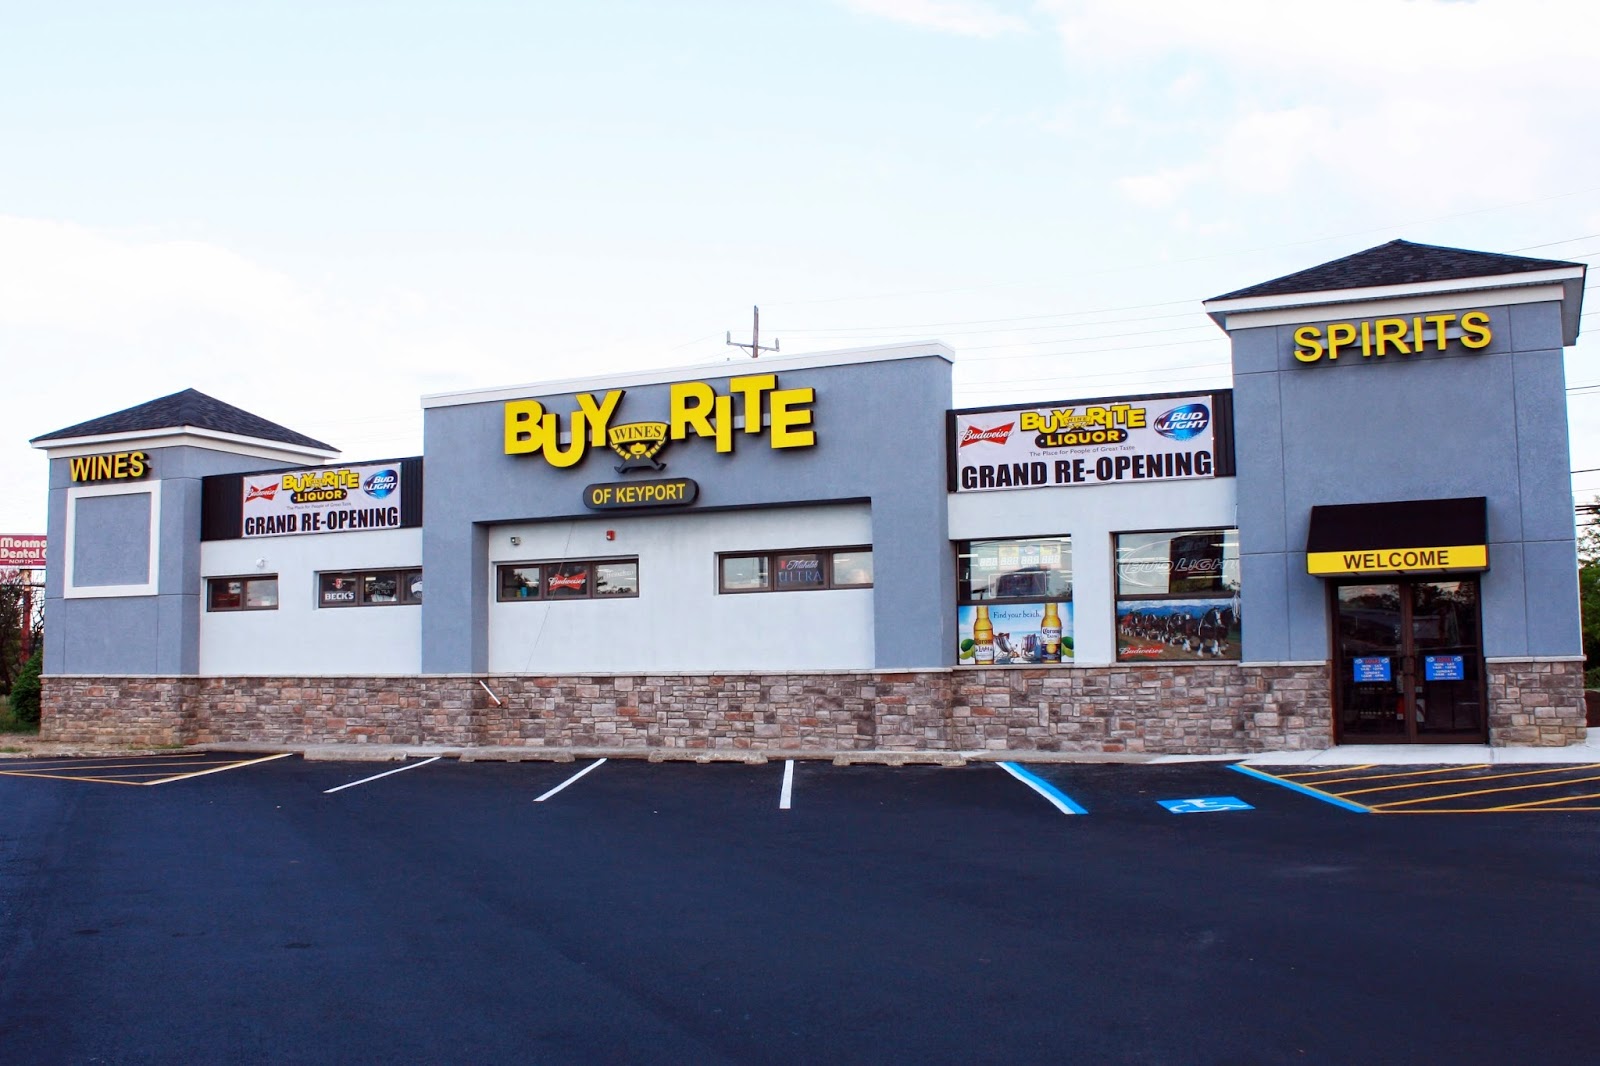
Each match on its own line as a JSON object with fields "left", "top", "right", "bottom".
{"left": 1331, "top": 578, "right": 1485, "bottom": 743}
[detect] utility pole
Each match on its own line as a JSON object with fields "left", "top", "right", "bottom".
{"left": 727, "top": 305, "right": 779, "bottom": 359}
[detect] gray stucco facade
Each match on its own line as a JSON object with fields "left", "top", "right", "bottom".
{"left": 1220, "top": 298, "right": 1579, "bottom": 665}
{"left": 420, "top": 345, "right": 957, "bottom": 672}
{"left": 43, "top": 443, "right": 327, "bottom": 676}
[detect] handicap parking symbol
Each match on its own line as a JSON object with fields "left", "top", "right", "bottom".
{"left": 1158, "top": 796, "right": 1254, "bottom": 814}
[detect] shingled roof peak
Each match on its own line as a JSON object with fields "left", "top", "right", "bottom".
{"left": 31, "top": 387, "right": 337, "bottom": 452}
{"left": 1208, "top": 238, "right": 1584, "bottom": 303}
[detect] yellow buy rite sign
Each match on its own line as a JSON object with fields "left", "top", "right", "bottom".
{"left": 504, "top": 374, "right": 816, "bottom": 467}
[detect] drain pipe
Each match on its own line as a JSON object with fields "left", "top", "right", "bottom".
{"left": 477, "top": 679, "right": 504, "bottom": 707}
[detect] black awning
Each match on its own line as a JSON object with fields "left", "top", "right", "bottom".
{"left": 1305, "top": 497, "right": 1488, "bottom": 577}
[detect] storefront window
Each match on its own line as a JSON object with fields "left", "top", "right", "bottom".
{"left": 318, "top": 568, "right": 422, "bottom": 608}
{"left": 955, "top": 536, "right": 1072, "bottom": 665}
{"left": 717, "top": 547, "right": 872, "bottom": 593}
{"left": 499, "top": 565, "right": 541, "bottom": 600}
{"left": 496, "top": 559, "right": 639, "bottom": 601}
{"left": 1114, "top": 528, "right": 1240, "bottom": 662}
{"left": 207, "top": 576, "right": 278, "bottom": 612}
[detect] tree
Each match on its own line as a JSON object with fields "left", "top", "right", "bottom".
{"left": 1579, "top": 503, "right": 1600, "bottom": 688}
{"left": 9, "top": 647, "right": 40, "bottom": 726}
{"left": 0, "top": 571, "right": 43, "bottom": 694}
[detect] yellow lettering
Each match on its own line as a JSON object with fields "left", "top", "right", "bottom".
{"left": 504, "top": 399, "right": 546, "bottom": 455}
{"left": 1426, "top": 313, "right": 1456, "bottom": 351}
{"left": 769, "top": 387, "right": 815, "bottom": 448}
{"left": 574, "top": 391, "right": 624, "bottom": 447}
{"left": 540, "top": 412, "right": 588, "bottom": 468}
{"left": 670, "top": 381, "right": 717, "bottom": 440}
{"left": 1019, "top": 411, "right": 1042, "bottom": 432}
{"left": 1360, "top": 319, "right": 1372, "bottom": 356}
{"left": 729, "top": 374, "right": 776, "bottom": 434}
{"left": 1326, "top": 323, "right": 1356, "bottom": 360}
{"left": 713, "top": 394, "right": 733, "bottom": 453}
{"left": 1292, "top": 325, "right": 1324, "bottom": 363}
{"left": 1374, "top": 318, "right": 1410, "bottom": 356}
{"left": 1460, "top": 310, "right": 1492, "bottom": 349}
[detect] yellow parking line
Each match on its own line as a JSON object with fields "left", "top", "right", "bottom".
{"left": 1370, "top": 772, "right": 1600, "bottom": 810}
{"left": 1486, "top": 789, "right": 1600, "bottom": 812}
{"left": 0, "top": 770, "right": 150, "bottom": 785}
{"left": 1341, "top": 764, "right": 1600, "bottom": 797}
{"left": 1297, "top": 764, "right": 1491, "bottom": 788}
{"left": 1280, "top": 764, "right": 1376, "bottom": 779}
{"left": 145, "top": 752, "right": 292, "bottom": 785}
{"left": 0, "top": 759, "right": 234, "bottom": 773}
{"left": 0, "top": 755, "right": 210, "bottom": 769}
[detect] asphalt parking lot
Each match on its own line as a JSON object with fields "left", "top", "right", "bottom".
{"left": 3, "top": 754, "right": 1599, "bottom": 1064}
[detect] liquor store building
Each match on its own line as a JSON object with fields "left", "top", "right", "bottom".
{"left": 31, "top": 240, "right": 1589, "bottom": 754}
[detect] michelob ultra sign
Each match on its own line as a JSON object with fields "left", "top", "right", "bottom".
{"left": 241, "top": 463, "right": 404, "bottom": 538}
{"left": 952, "top": 393, "right": 1220, "bottom": 493}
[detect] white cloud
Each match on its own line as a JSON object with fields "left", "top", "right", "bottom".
{"left": 1036, "top": 0, "right": 1600, "bottom": 217}
{"left": 838, "top": 0, "right": 1029, "bottom": 37}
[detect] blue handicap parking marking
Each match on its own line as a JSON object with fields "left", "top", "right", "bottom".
{"left": 1158, "top": 796, "right": 1254, "bottom": 814}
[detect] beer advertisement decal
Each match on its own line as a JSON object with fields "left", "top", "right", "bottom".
{"left": 957, "top": 603, "right": 1073, "bottom": 666}
{"left": 241, "top": 463, "right": 404, "bottom": 538}
{"left": 952, "top": 395, "right": 1218, "bottom": 492}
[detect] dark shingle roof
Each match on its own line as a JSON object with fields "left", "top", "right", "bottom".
{"left": 1209, "top": 239, "right": 1583, "bottom": 302}
{"left": 31, "top": 388, "right": 336, "bottom": 451}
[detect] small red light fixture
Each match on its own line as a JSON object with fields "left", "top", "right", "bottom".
{"left": 605, "top": 529, "right": 616, "bottom": 541}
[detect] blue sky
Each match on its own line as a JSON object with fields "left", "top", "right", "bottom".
{"left": 4, "top": 0, "right": 1598, "bottom": 534}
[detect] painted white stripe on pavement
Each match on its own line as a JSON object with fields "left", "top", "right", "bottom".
{"left": 324, "top": 756, "right": 441, "bottom": 794}
{"left": 534, "top": 758, "right": 608, "bottom": 802}
{"left": 779, "top": 759, "right": 795, "bottom": 810}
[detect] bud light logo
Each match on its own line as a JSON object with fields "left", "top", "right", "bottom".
{"left": 1154, "top": 403, "right": 1210, "bottom": 441}
{"left": 362, "top": 469, "right": 399, "bottom": 499}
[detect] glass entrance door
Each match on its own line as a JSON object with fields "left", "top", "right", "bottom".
{"left": 1332, "top": 578, "right": 1485, "bottom": 743}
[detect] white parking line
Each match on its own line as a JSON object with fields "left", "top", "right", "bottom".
{"left": 779, "top": 759, "right": 795, "bottom": 809}
{"left": 534, "top": 758, "right": 608, "bottom": 802}
{"left": 323, "top": 756, "right": 441, "bottom": 794}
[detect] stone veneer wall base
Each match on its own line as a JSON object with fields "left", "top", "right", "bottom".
{"left": 1485, "top": 659, "right": 1587, "bottom": 747}
{"left": 43, "top": 664, "right": 1341, "bottom": 754}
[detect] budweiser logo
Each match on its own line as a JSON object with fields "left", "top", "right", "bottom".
{"left": 548, "top": 572, "right": 587, "bottom": 591}
{"left": 245, "top": 483, "right": 279, "bottom": 502}
{"left": 960, "top": 422, "right": 1014, "bottom": 447}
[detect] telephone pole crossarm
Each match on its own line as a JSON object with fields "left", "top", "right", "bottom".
{"left": 727, "top": 305, "right": 779, "bottom": 359}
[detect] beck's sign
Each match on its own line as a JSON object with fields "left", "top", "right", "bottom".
{"left": 242, "top": 463, "right": 404, "bottom": 538}
{"left": 953, "top": 394, "right": 1217, "bottom": 492}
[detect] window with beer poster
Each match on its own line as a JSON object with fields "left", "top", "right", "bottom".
{"left": 717, "top": 547, "right": 873, "bottom": 594}
{"left": 317, "top": 568, "right": 423, "bottom": 608}
{"left": 206, "top": 575, "right": 279, "bottom": 611}
{"left": 954, "top": 536, "right": 1073, "bottom": 666}
{"left": 496, "top": 558, "right": 639, "bottom": 601}
{"left": 1114, "top": 528, "right": 1240, "bottom": 663}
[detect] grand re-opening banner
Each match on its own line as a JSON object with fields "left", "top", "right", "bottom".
{"left": 952, "top": 394, "right": 1217, "bottom": 493}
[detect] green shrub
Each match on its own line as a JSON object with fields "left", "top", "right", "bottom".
{"left": 9, "top": 649, "right": 41, "bottom": 727}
